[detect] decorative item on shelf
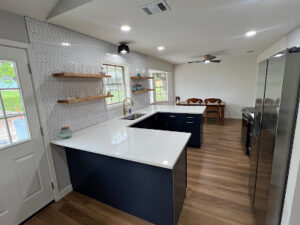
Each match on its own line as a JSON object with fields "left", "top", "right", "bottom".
{"left": 59, "top": 126, "right": 72, "bottom": 139}
{"left": 66, "top": 97, "right": 75, "bottom": 101}
{"left": 132, "top": 85, "right": 142, "bottom": 91}
{"left": 141, "top": 68, "right": 146, "bottom": 77}
{"left": 107, "top": 91, "right": 111, "bottom": 96}
{"left": 100, "top": 66, "right": 106, "bottom": 74}
{"left": 137, "top": 73, "right": 141, "bottom": 77}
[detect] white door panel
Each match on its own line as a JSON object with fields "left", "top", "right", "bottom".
{"left": 0, "top": 46, "right": 53, "bottom": 225}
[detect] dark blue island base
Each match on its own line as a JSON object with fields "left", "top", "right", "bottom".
{"left": 65, "top": 147, "right": 187, "bottom": 225}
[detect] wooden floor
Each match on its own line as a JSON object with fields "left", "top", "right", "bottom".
{"left": 26, "top": 119, "right": 255, "bottom": 225}
{"left": 178, "top": 119, "right": 255, "bottom": 225}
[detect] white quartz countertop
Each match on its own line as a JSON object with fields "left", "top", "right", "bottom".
{"left": 51, "top": 105, "right": 205, "bottom": 169}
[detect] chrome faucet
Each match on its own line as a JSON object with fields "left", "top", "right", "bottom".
{"left": 123, "top": 97, "right": 133, "bottom": 116}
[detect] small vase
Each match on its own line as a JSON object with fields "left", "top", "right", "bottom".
{"left": 59, "top": 126, "right": 72, "bottom": 139}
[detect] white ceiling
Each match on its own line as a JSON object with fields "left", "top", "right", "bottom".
{"left": 0, "top": 0, "right": 60, "bottom": 20}
{"left": 1, "top": 0, "right": 300, "bottom": 64}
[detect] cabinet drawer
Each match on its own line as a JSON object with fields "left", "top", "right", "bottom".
{"left": 180, "top": 114, "right": 201, "bottom": 124}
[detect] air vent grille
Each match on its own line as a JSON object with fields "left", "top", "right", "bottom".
{"left": 141, "top": 0, "right": 170, "bottom": 15}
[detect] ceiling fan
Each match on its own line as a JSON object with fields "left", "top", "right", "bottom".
{"left": 188, "top": 55, "right": 221, "bottom": 64}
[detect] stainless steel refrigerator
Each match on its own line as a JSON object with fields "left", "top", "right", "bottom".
{"left": 249, "top": 48, "right": 300, "bottom": 225}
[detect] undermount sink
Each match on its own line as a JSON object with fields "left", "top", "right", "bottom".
{"left": 121, "top": 113, "right": 146, "bottom": 120}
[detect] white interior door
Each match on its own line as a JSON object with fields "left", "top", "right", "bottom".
{"left": 0, "top": 46, "right": 54, "bottom": 225}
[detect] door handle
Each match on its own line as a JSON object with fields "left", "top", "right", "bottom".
{"left": 242, "top": 116, "right": 249, "bottom": 121}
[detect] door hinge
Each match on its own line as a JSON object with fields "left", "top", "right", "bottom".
{"left": 28, "top": 63, "right": 32, "bottom": 74}
{"left": 40, "top": 127, "right": 44, "bottom": 136}
{"left": 51, "top": 182, "right": 55, "bottom": 190}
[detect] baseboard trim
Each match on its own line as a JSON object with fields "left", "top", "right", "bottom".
{"left": 55, "top": 184, "right": 73, "bottom": 201}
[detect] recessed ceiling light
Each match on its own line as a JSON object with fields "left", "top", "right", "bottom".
{"left": 121, "top": 25, "right": 131, "bottom": 32}
{"left": 157, "top": 46, "right": 165, "bottom": 51}
{"left": 246, "top": 30, "right": 257, "bottom": 37}
{"left": 274, "top": 53, "right": 284, "bottom": 58}
{"left": 204, "top": 60, "right": 210, "bottom": 64}
{"left": 61, "top": 42, "right": 71, "bottom": 47}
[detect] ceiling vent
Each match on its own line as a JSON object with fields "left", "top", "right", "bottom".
{"left": 141, "top": 0, "right": 171, "bottom": 15}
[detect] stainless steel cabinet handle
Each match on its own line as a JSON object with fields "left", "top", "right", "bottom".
{"left": 169, "top": 115, "right": 176, "bottom": 118}
{"left": 187, "top": 116, "right": 194, "bottom": 119}
{"left": 186, "top": 122, "right": 194, "bottom": 124}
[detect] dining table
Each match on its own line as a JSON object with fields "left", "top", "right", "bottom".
{"left": 176, "top": 101, "right": 226, "bottom": 125}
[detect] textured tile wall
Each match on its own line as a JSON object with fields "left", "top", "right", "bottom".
{"left": 26, "top": 17, "right": 151, "bottom": 139}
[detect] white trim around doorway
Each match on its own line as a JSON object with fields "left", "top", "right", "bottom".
{"left": 0, "top": 37, "right": 64, "bottom": 201}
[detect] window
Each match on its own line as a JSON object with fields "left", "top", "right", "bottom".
{"left": 103, "top": 64, "right": 126, "bottom": 107}
{"left": 152, "top": 72, "right": 168, "bottom": 102}
{"left": 0, "top": 61, "right": 30, "bottom": 148}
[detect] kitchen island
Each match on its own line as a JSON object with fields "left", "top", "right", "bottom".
{"left": 51, "top": 105, "right": 205, "bottom": 225}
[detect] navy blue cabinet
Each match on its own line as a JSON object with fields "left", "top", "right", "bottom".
{"left": 131, "top": 113, "right": 203, "bottom": 148}
{"left": 66, "top": 147, "right": 187, "bottom": 225}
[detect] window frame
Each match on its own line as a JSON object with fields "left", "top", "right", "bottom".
{"left": 102, "top": 63, "right": 128, "bottom": 110}
{"left": 0, "top": 60, "right": 31, "bottom": 149}
{"left": 151, "top": 71, "right": 169, "bottom": 103}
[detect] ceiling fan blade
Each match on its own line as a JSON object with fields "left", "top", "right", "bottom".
{"left": 208, "top": 56, "right": 216, "bottom": 60}
{"left": 211, "top": 60, "right": 221, "bottom": 63}
{"left": 188, "top": 60, "right": 204, "bottom": 64}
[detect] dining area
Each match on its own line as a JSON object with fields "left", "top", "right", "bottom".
{"left": 175, "top": 97, "right": 226, "bottom": 125}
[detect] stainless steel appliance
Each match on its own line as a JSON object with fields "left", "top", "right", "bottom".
{"left": 249, "top": 48, "right": 300, "bottom": 225}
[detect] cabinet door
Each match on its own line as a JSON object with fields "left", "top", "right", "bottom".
{"left": 181, "top": 114, "right": 201, "bottom": 148}
{"left": 167, "top": 114, "right": 179, "bottom": 131}
{"left": 156, "top": 113, "right": 168, "bottom": 130}
{"left": 185, "top": 122, "right": 200, "bottom": 147}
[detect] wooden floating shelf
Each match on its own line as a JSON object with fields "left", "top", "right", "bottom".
{"left": 132, "top": 89, "right": 154, "bottom": 94}
{"left": 131, "top": 76, "right": 153, "bottom": 80}
{"left": 53, "top": 73, "right": 112, "bottom": 78}
{"left": 58, "top": 95, "right": 113, "bottom": 104}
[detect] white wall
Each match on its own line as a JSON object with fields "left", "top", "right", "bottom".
{"left": 0, "top": 9, "right": 28, "bottom": 43}
{"left": 257, "top": 26, "right": 300, "bottom": 225}
{"left": 174, "top": 56, "right": 257, "bottom": 118}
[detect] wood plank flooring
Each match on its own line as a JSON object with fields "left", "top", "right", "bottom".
{"left": 178, "top": 119, "right": 255, "bottom": 225}
{"left": 25, "top": 119, "right": 255, "bottom": 225}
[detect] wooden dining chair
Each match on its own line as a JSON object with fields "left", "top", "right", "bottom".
{"left": 175, "top": 96, "right": 181, "bottom": 105}
{"left": 204, "top": 98, "right": 222, "bottom": 124}
{"left": 187, "top": 98, "right": 203, "bottom": 105}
